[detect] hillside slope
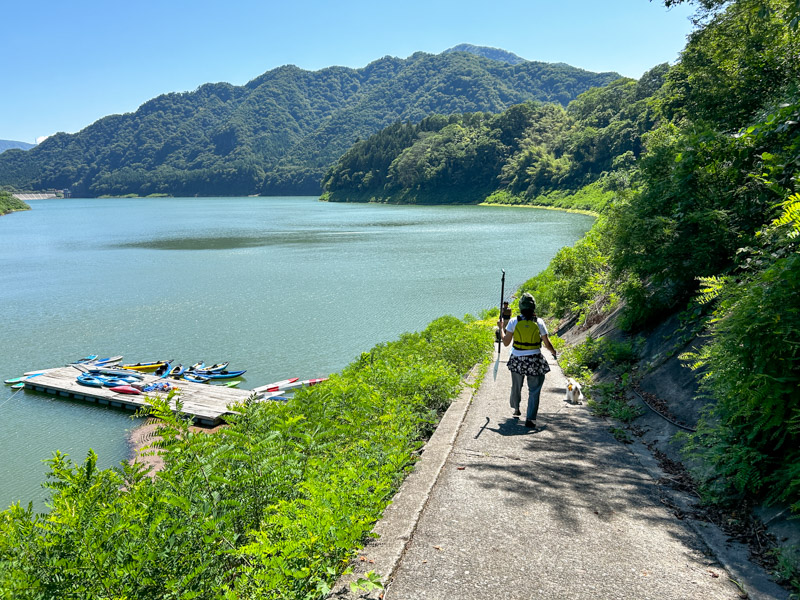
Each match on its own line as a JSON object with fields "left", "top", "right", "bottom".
{"left": 0, "top": 49, "right": 619, "bottom": 198}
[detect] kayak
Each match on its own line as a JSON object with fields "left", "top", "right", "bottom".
{"left": 188, "top": 369, "right": 245, "bottom": 380}
{"left": 168, "top": 364, "right": 186, "bottom": 378}
{"left": 255, "top": 389, "right": 291, "bottom": 400}
{"left": 183, "top": 373, "right": 210, "bottom": 383}
{"left": 72, "top": 354, "right": 98, "bottom": 364}
{"left": 258, "top": 377, "right": 328, "bottom": 394}
{"left": 87, "top": 368, "right": 145, "bottom": 380}
{"left": 190, "top": 364, "right": 234, "bottom": 375}
{"left": 5, "top": 373, "right": 42, "bottom": 384}
{"left": 92, "top": 355, "right": 124, "bottom": 366}
{"left": 253, "top": 377, "right": 299, "bottom": 394}
{"left": 277, "top": 380, "right": 304, "bottom": 392}
{"left": 154, "top": 361, "right": 173, "bottom": 378}
{"left": 77, "top": 375, "right": 105, "bottom": 388}
{"left": 121, "top": 361, "right": 169, "bottom": 372}
{"left": 274, "top": 378, "right": 327, "bottom": 392}
{"left": 110, "top": 385, "right": 142, "bottom": 395}
{"left": 101, "top": 377, "right": 135, "bottom": 387}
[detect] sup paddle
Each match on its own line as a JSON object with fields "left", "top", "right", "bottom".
{"left": 493, "top": 269, "right": 505, "bottom": 380}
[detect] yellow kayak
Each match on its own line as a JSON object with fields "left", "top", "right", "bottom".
{"left": 120, "top": 361, "right": 169, "bottom": 372}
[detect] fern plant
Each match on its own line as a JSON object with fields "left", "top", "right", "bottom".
{"left": 683, "top": 194, "right": 800, "bottom": 511}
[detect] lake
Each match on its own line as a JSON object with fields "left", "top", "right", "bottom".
{"left": 0, "top": 196, "right": 594, "bottom": 508}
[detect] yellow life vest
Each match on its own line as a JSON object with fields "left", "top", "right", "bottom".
{"left": 512, "top": 318, "right": 542, "bottom": 351}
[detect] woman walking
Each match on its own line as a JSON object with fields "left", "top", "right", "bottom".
{"left": 498, "top": 293, "right": 558, "bottom": 429}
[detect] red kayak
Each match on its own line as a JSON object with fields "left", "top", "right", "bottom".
{"left": 253, "top": 377, "right": 299, "bottom": 393}
{"left": 109, "top": 385, "right": 142, "bottom": 395}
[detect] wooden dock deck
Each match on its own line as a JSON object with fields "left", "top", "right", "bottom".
{"left": 23, "top": 366, "right": 253, "bottom": 426}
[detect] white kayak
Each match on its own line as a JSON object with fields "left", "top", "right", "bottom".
{"left": 278, "top": 380, "right": 305, "bottom": 392}
{"left": 253, "top": 377, "right": 299, "bottom": 394}
{"left": 285, "top": 378, "right": 329, "bottom": 391}
{"left": 5, "top": 373, "right": 43, "bottom": 384}
{"left": 254, "top": 389, "right": 290, "bottom": 400}
{"left": 23, "top": 367, "right": 61, "bottom": 376}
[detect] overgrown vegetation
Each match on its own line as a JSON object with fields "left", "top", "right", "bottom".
{"left": 557, "top": 336, "right": 643, "bottom": 442}
{"left": 502, "top": 0, "right": 799, "bottom": 587}
{"left": 681, "top": 195, "right": 800, "bottom": 511}
{"left": 328, "top": 1, "right": 800, "bottom": 556}
{"left": 0, "top": 191, "right": 29, "bottom": 215}
{"left": 0, "top": 316, "right": 491, "bottom": 599}
{"left": 518, "top": 217, "right": 616, "bottom": 326}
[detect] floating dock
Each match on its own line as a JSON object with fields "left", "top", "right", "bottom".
{"left": 22, "top": 366, "right": 253, "bottom": 426}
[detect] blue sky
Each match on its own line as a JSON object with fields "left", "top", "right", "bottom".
{"left": 2, "top": 0, "right": 696, "bottom": 144}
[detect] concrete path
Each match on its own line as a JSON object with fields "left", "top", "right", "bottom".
{"left": 333, "top": 343, "right": 786, "bottom": 599}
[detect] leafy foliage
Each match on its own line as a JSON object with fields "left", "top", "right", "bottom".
{"left": 519, "top": 217, "right": 615, "bottom": 325}
{"left": 682, "top": 195, "right": 800, "bottom": 509}
{"left": 0, "top": 191, "right": 29, "bottom": 215}
{"left": 0, "top": 53, "right": 619, "bottom": 198}
{"left": 557, "top": 338, "right": 642, "bottom": 424}
{"left": 0, "top": 316, "right": 491, "bottom": 599}
{"left": 442, "top": 44, "right": 527, "bottom": 65}
{"left": 658, "top": 0, "right": 800, "bottom": 128}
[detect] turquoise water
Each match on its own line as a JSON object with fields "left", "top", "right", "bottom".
{"left": 0, "top": 196, "right": 593, "bottom": 508}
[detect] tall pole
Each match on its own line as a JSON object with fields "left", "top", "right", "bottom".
{"left": 493, "top": 270, "right": 506, "bottom": 380}
{"left": 498, "top": 270, "right": 505, "bottom": 353}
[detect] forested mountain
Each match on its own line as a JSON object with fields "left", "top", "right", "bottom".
{"left": 0, "top": 49, "right": 619, "bottom": 198}
{"left": 442, "top": 44, "right": 526, "bottom": 65}
{"left": 323, "top": 68, "right": 664, "bottom": 205}
{"left": 0, "top": 140, "right": 34, "bottom": 153}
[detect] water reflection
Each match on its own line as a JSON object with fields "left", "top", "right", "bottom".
{"left": 113, "top": 231, "right": 369, "bottom": 250}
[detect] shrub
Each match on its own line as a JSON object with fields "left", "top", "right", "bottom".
{"left": 682, "top": 195, "right": 800, "bottom": 511}
{"left": 520, "top": 217, "right": 614, "bottom": 323}
{"left": 0, "top": 316, "right": 493, "bottom": 599}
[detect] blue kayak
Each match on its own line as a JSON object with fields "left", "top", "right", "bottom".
{"left": 77, "top": 374, "right": 105, "bottom": 388}
{"left": 168, "top": 364, "right": 186, "bottom": 378}
{"left": 187, "top": 369, "right": 246, "bottom": 380}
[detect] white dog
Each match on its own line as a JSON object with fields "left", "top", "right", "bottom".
{"left": 565, "top": 378, "right": 585, "bottom": 404}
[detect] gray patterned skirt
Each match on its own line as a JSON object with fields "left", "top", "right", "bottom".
{"left": 507, "top": 353, "right": 551, "bottom": 376}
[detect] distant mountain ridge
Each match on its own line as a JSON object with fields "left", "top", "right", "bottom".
{"left": 0, "top": 48, "right": 621, "bottom": 197}
{"left": 0, "top": 140, "right": 34, "bottom": 153}
{"left": 443, "top": 44, "right": 527, "bottom": 65}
